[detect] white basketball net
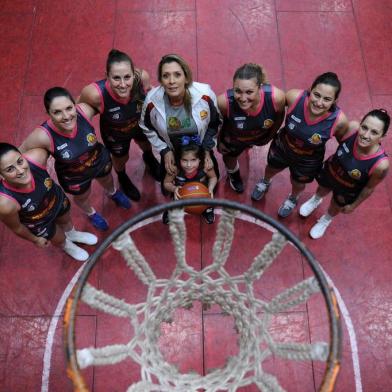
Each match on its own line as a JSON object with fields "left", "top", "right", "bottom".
{"left": 76, "top": 208, "right": 329, "bottom": 391}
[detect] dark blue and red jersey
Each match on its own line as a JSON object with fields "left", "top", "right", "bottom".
{"left": 0, "top": 159, "right": 67, "bottom": 235}
{"left": 175, "top": 168, "right": 207, "bottom": 186}
{"left": 220, "top": 84, "right": 278, "bottom": 146}
{"left": 94, "top": 79, "right": 145, "bottom": 141}
{"left": 40, "top": 107, "right": 108, "bottom": 185}
{"left": 323, "top": 131, "right": 388, "bottom": 192}
{"left": 278, "top": 90, "right": 342, "bottom": 159}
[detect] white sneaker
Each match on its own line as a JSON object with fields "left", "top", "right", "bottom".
{"left": 309, "top": 215, "right": 332, "bottom": 239}
{"left": 65, "top": 228, "right": 98, "bottom": 245}
{"left": 63, "top": 239, "right": 89, "bottom": 261}
{"left": 299, "top": 195, "right": 323, "bottom": 217}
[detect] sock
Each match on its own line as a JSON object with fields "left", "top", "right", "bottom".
{"left": 87, "top": 208, "right": 96, "bottom": 217}
{"left": 324, "top": 213, "right": 333, "bottom": 221}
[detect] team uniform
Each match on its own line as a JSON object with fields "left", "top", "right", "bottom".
{"left": 175, "top": 167, "right": 207, "bottom": 187}
{"left": 317, "top": 131, "right": 388, "bottom": 206}
{"left": 268, "top": 90, "right": 342, "bottom": 183}
{"left": 219, "top": 84, "right": 278, "bottom": 156}
{"left": 0, "top": 159, "right": 70, "bottom": 239}
{"left": 93, "top": 79, "right": 147, "bottom": 157}
{"left": 40, "top": 107, "right": 112, "bottom": 195}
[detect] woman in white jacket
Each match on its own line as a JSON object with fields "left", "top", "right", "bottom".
{"left": 139, "top": 54, "right": 221, "bottom": 178}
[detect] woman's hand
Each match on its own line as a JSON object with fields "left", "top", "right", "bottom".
{"left": 34, "top": 237, "right": 50, "bottom": 248}
{"left": 204, "top": 151, "right": 213, "bottom": 171}
{"left": 174, "top": 186, "right": 181, "bottom": 200}
{"left": 164, "top": 151, "right": 177, "bottom": 176}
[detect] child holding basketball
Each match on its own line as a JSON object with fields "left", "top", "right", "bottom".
{"left": 163, "top": 136, "right": 218, "bottom": 224}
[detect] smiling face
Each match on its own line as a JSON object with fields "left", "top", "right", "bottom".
{"left": 180, "top": 151, "right": 200, "bottom": 174}
{"left": 308, "top": 83, "right": 338, "bottom": 117}
{"left": 107, "top": 61, "right": 134, "bottom": 99}
{"left": 160, "top": 61, "right": 188, "bottom": 104}
{"left": 0, "top": 150, "right": 31, "bottom": 187}
{"left": 48, "top": 96, "right": 77, "bottom": 132}
{"left": 233, "top": 77, "right": 261, "bottom": 112}
{"left": 357, "top": 115, "right": 385, "bottom": 149}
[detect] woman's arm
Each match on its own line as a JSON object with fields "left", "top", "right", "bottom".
{"left": 205, "top": 167, "right": 218, "bottom": 197}
{"left": 163, "top": 172, "right": 181, "bottom": 199}
{"left": 342, "top": 160, "right": 389, "bottom": 213}
{"left": 78, "top": 83, "right": 102, "bottom": 113}
{"left": 201, "top": 87, "right": 222, "bottom": 152}
{"left": 0, "top": 199, "right": 49, "bottom": 247}
{"left": 269, "top": 86, "right": 286, "bottom": 137}
{"left": 140, "top": 69, "right": 152, "bottom": 93}
{"left": 77, "top": 102, "right": 97, "bottom": 121}
{"left": 333, "top": 112, "right": 349, "bottom": 142}
{"left": 19, "top": 127, "right": 52, "bottom": 153}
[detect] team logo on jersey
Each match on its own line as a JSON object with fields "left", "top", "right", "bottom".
{"left": 56, "top": 143, "right": 68, "bottom": 151}
{"left": 44, "top": 177, "right": 53, "bottom": 190}
{"left": 86, "top": 133, "right": 97, "bottom": 146}
{"left": 349, "top": 169, "right": 361, "bottom": 179}
{"left": 308, "top": 133, "right": 322, "bottom": 145}
{"left": 22, "top": 198, "right": 32, "bottom": 208}
{"left": 236, "top": 122, "right": 244, "bottom": 129}
{"left": 288, "top": 122, "right": 295, "bottom": 130}
{"left": 112, "top": 113, "right": 120, "bottom": 120}
{"left": 168, "top": 116, "right": 181, "bottom": 130}
{"left": 27, "top": 204, "right": 36, "bottom": 212}
{"left": 264, "top": 119, "right": 274, "bottom": 128}
{"left": 62, "top": 150, "right": 71, "bottom": 159}
{"left": 291, "top": 115, "right": 302, "bottom": 123}
{"left": 200, "top": 110, "right": 208, "bottom": 120}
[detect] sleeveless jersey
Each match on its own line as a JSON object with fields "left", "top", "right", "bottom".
{"left": 175, "top": 168, "right": 207, "bottom": 186}
{"left": 278, "top": 90, "right": 341, "bottom": 159}
{"left": 95, "top": 79, "right": 145, "bottom": 140}
{"left": 0, "top": 160, "right": 65, "bottom": 233}
{"left": 41, "top": 109, "right": 105, "bottom": 184}
{"left": 221, "top": 84, "right": 278, "bottom": 145}
{"left": 325, "top": 131, "right": 388, "bottom": 192}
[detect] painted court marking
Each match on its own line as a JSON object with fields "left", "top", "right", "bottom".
{"left": 41, "top": 213, "right": 362, "bottom": 391}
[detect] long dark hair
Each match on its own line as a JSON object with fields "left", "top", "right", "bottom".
{"left": 44, "top": 87, "right": 75, "bottom": 112}
{"left": 106, "top": 49, "right": 144, "bottom": 102}
{"left": 361, "top": 109, "right": 390, "bottom": 136}
{"left": 175, "top": 143, "right": 205, "bottom": 171}
{"left": 310, "top": 72, "right": 342, "bottom": 112}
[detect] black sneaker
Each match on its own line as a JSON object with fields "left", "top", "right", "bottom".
{"left": 202, "top": 208, "right": 215, "bottom": 224}
{"left": 117, "top": 171, "right": 141, "bottom": 201}
{"left": 228, "top": 170, "right": 244, "bottom": 193}
{"left": 162, "top": 210, "right": 169, "bottom": 225}
{"left": 143, "top": 151, "right": 163, "bottom": 182}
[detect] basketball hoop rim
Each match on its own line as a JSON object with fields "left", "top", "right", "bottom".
{"left": 64, "top": 198, "right": 342, "bottom": 392}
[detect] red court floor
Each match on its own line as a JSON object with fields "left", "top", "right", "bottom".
{"left": 1, "top": 1, "right": 392, "bottom": 391}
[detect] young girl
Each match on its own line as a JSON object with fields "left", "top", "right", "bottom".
{"left": 162, "top": 137, "right": 218, "bottom": 224}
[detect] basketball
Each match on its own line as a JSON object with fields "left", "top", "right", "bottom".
{"left": 178, "top": 181, "right": 211, "bottom": 215}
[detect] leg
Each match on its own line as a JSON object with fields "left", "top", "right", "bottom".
{"left": 299, "top": 185, "right": 332, "bottom": 218}
{"left": 251, "top": 164, "right": 283, "bottom": 201}
{"left": 113, "top": 153, "right": 141, "bottom": 201}
{"left": 96, "top": 172, "right": 131, "bottom": 209}
{"left": 309, "top": 198, "right": 341, "bottom": 239}
{"left": 135, "top": 138, "right": 162, "bottom": 182}
{"left": 224, "top": 154, "right": 244, "bottom": 193}
{"left": 277, "top": 177, "right": 306, "bottom": 218}
{"left": 73, "top": 187, "right": 109, "bottom": 231}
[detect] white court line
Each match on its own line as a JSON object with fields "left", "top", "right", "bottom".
{"left": 41, "top": 212, "right": 362, "bottom": 391}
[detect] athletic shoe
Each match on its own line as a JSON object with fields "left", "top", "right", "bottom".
{"left": 118, "top": 171, "right": 141, "bottom": 201}
{"left": 63, "top": 239, "right": 89, "bottom": 262}
{"left": 143, "top": 151, "right": 163, "bottom": 181}
{"left": 299, "top": 195, "right": 323, "bottom": 217}
{"left": 251, "top": 179, "right": 270, "bottom": 201}
{"left": 111, "top": 190, "right": 131, "bottom": 209}
{"left": 278, "top": 195, "right": 298, "bottom": 218}
{"left": 65, "top": 229, "right": 98, "bottom": 245}
{"left": 309, "top": 215, "right": 332, "bottom": 239}
{"left": 228, "top": 170, "right": 244, "bottom": 193}
{"left": 162, "top": 210, "right": 169, "bottom": 225}
{"left": 88, "top": 212, "right": 109, "bottom": 231}
{"left": 202, "top": 208, "right": 215, "bottom": 224}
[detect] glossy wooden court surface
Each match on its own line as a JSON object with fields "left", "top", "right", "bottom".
{"left": 0, "top": 1, "right": 391, "bottom": 391}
